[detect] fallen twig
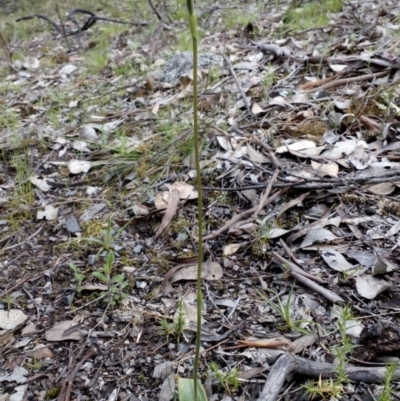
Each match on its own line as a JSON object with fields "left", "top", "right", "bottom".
{"left": 272, "top": 252, "right": 345, "bottom": 304}
{"left": 257, "top": 352, "right": 400, "bottom": 401}
{"left": 16, "top": 9, "right": 147, "bottom": 38}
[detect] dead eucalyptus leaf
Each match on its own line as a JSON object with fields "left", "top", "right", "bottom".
{"left": 170, "top": 261, "right": 223, "bottom": 283}
{"left": 300, "top": 228, "right": 339, "bottom": 249}
{"left": 356, "top": 274, "right": 390, "bottom": 299}
{"left": 155, "top": 188, "right": 180, "bottom": 238}
{"left": 321, "top": 249, "right": 355, "bottom": 272}
{"left": 223, "top": 243, "right": 242, "bottom": 256}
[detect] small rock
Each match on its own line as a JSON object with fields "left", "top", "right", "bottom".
{"left": 66, "top": 217, "right": 81, "bottom": 234}
{"left": 162, "top": 52, "right": 223, "bottom": 85}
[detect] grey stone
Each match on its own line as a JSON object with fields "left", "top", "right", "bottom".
{"left": 66, "top": 217, "right": 81, "bottom": 234}
{"left": 162, "top": 51, "right": 223, "bottom": 85}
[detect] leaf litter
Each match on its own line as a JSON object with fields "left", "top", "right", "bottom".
{"left": 1, "top": 0, "right": 400, "bottom": 400}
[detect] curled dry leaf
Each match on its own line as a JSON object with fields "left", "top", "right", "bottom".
{"left": 68, "top": 159, "right": 92, "bottom": 174}
{"left": 276, "top": 140, "right": 316, "bottom": 154}
{"left": 320, "top": 249, "right": 355, "bottom": 272}
{"left": 223, "top": 243, "right": 242, "bottom": 256}
{"left": 30, "top": 175, "right": 51, "bottom": 192}
{"left": 356, "top": 274, "right": 390, "bottom": 299}
{"left": 170, "top": 261, "right": 223, "bottom": 283}
{"left": 154, "top": 181, "right": 198, "bottom": 210}
{"left": 0, "top": 310, "right": 28, "bottom": 331}
{"left": 155, "top": 188, "right": 180, "bottom": 239}
{"left": 45, "top": 320, "right": 84, "bottom": 341}
{"left": 247, "top": 143, "right": 269, "bottom": 163}
{"left": 311, "top": 161, "right": 339, "bottom": 177}
{"left": 37, "top": 205, "right": 58, "bottom": 221}
{"left": 300, "top": 228, "right": 339, "bottom": 249}
{"left": 292, "top": 332, "right": 317, "bottom": 354}
{"left": 372, "top": 257, "right": 398, "bottom": 275}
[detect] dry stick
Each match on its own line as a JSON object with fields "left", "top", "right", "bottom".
{"left": 257, "top": 352, "right": 400, "bottom": 401}
{"left": 278, "top": 240, "right": 325, "bottom": 284}
{"left": 0, "top": 225, "right": 43, "bottom": 253}
{"left": 55, "top": 2, "right": 71, "bottom": 52}
{"left": 202, "top": 188, "right": 285, "bottom": 241}
{"left": 300, "top": 70, "right": 347, "bottom": 89}
{"left": 306, "top": 69, "right": 390, "bottom": 93}
{"left": 272, "top": 252, "right": 344, "bottom": 304}
{"left": 253, "top": 169, "right": 280, "bottom": 218}
{"left": 58, "top": 350, "right": 97, "bottom": 401}
{"left": 223, "top": 55, "right": 252, "bottom": 114}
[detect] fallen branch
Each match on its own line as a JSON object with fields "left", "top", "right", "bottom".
{"left": 272, "top": 252, "right": 345, "bottom": 304}
{"left": 202, "top": 187, "right": 286, "bottom": 241}
{"left": 16, "top": 8, "right": 147, "bottom": 37}
{"left": 257, "top": 352, "right": 400, "bottom": 401}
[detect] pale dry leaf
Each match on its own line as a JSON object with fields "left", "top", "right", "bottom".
{"left": 68, "top": 159, "right": 91, "bottom": 174}
{"left": 79, "top": 125, "right": 98, "bottom": 141}
{"left": 37, "top": 205, "right": 58, "bottom": 221}
{"left": 72, "top": 140, "right": 90, "bottom": 152}
{"left": 172, "top": 181, "right": 198, "bottom": 200}
{"left": 170, "top": 261, "right": 223, "bottom": 283}
{"left": 372, "top": 257, "right": 399, "bottom": 275}
{"left": 345, "top": 320, "right": 363, "bottom": 338}
{"left": 0, "top": 310, "right": 28, "bottom": 331}
{"left": 276, "top": 140, "right": 316, "bottom": 154}
{"left": 311, "top": 161, "right": 339, "bottom": 177}
{"left": 216, "top": 136, "right": 234, "bottom": 151}
{"left": 356, "top": 274, "right": 390, "bottom": 299}
{"left": 329, "top": 64, "right": 348, "bottom": 72}
{"left": 30, "top": 175, "right": 51, "bottom": 192}
{"left": 45, "top": 320, "right": 84, "bottom": 341}
{"left": 247, "top": 144, "right": 269, "bottom": 163}
{"left": 80, "top": 284, "right": 108, "bottom": 291}
{"left": 0, "top": 367, "right": 28, "bottom": 384}
{"left": 300, "top": 228, "right": 339, "bottom": 249}
{"left": 252, "top": 102, "right": 264, "bottom": 115}
{"left": 268, "top": 228, "right": 292, "bottom": 238}
{"left": 154, "top": 191, "right": 170, "bottom": 210}
{"left": 321, "top": 249, "right": 355, "bottom": 272}
{"left": 292, "top": 332, "right": 317, "bottom": 354}
{"left": 155, "top": 189, "right": 180, "bottom": 239}
{"left": 223, "top": 243, "right": 242, "bottom": 256}
{"left": 367, "top": 182, "right": 395, "bottom": 195}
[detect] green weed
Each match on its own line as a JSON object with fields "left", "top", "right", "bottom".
{"left": 258, "top": 285, "right": 312, "bottom": 334}
{"left": 92, "top": 251, "right": 129, "bottom": 305}
{"left": 68, "top": 263, "right": 85, "bottom": 293}
{"left": 377, "top": 362, "right": 398, "bottom": 401}
{"left": 210, "top": 362, "right": 240, "bottom": 395}
{"left": 160, "top": 299, "right": 186, "bottom": 343}
{"left": 284, "top": 0, "right": 342, "bottom": 31}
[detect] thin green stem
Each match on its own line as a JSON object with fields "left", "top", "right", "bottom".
{"left": 186, "top": 2, "right": 203, "bottom": 401}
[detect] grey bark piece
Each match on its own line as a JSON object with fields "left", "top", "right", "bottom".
{"left": 66, "top": 217, "right": 81, "bottom": 234}
{"left": 162, "top": 51, "right": 223, "bottom": 85}
{"left": 79, "top": 203, "right": 106, "bottom": 223}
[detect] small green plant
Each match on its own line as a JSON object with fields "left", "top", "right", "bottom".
{"left": 210, "top": 362, "right": 240, "bottom": 395}
{"left": 92, "top": 251, "right": 129, "bottom": 306}
{"left": 334, "top": 305, "right": 356, "bottom": 384}
{"left": 160, "top": 299, "right": 186, "bottom": 343}
{"left": 258, "top": 285, "right": 312, "bottom": 334}
{"left": 258, "top": 218, "right": 274, "bottom": 244}
{"left": 304, "top": 305, "right": 356, "bottom": 400}
{"left": 377, "top": 362, "right": 398, "bottom": 401}
{"left": 68, "top": 263, "right": 85, "bottom": 293}
{"left": 302, "top": 376, "right": 343, "bottom": 401}
{"left": 0, "top": 294, "right": 17, "bottom": 312}
{"left": 77, "top": 216, "right": 130, "bottom": 255}
{"left": 284, "top": 0, "right": 342, "bottom": 31}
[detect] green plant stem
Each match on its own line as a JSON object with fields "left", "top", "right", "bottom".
{"left": 186, "top": 2, "right": 203, "bottom": 401}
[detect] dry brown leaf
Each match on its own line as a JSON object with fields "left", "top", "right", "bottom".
{"left": 155, "top": 188, "right": 180, "bottom": 239}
